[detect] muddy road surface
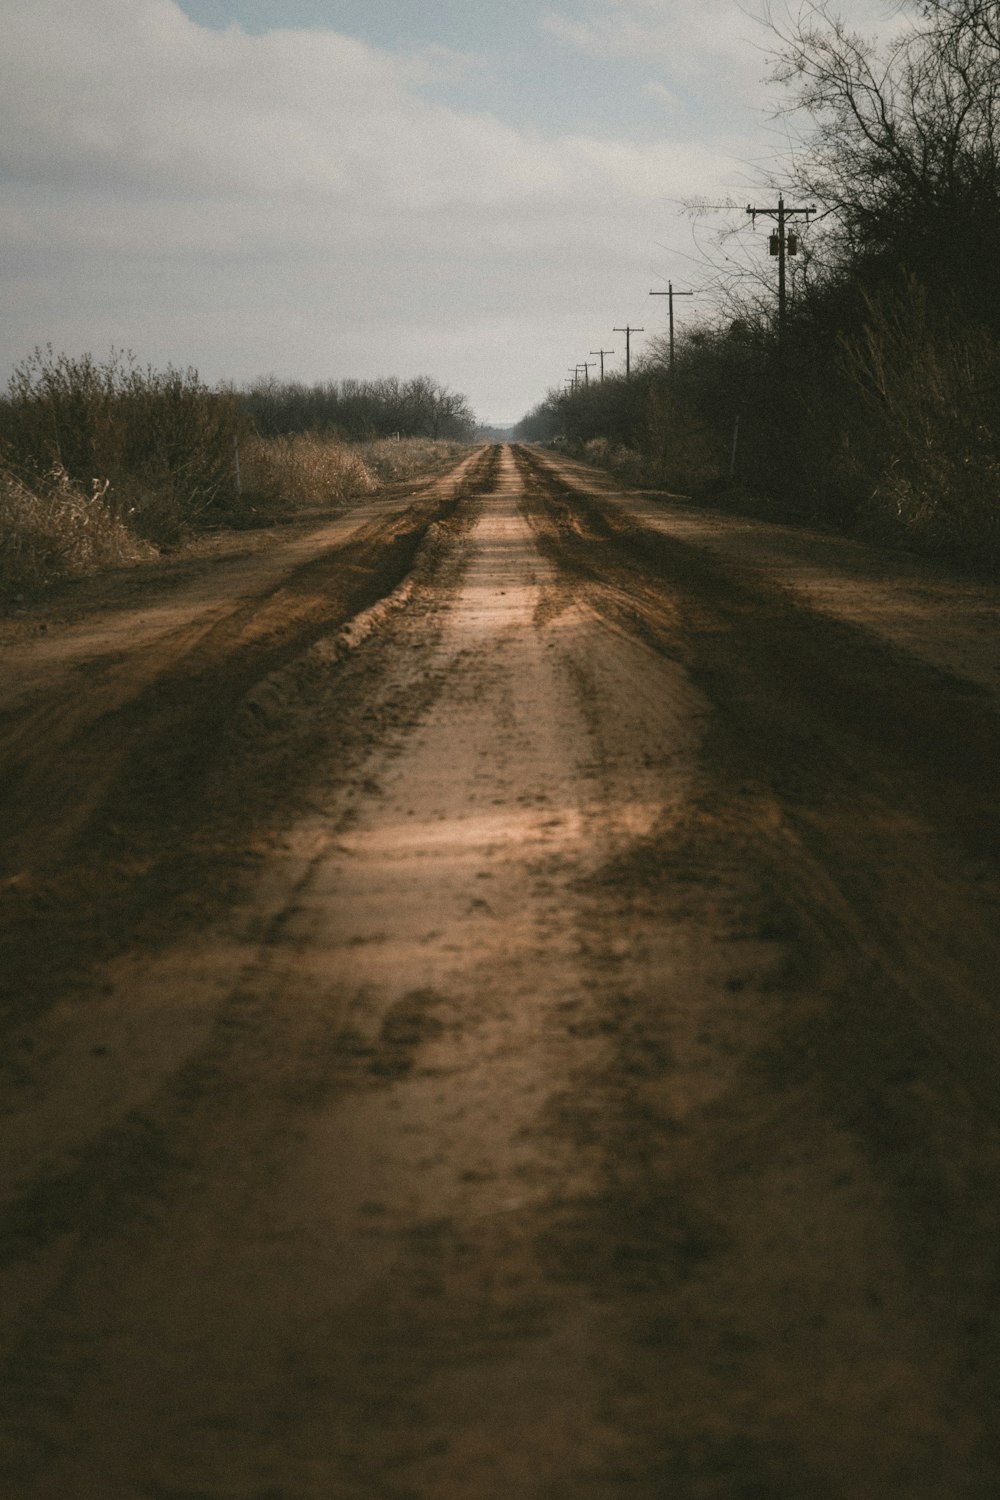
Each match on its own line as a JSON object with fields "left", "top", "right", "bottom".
{"left": 2, "top": 443, "right": 999, "bottom": 1498}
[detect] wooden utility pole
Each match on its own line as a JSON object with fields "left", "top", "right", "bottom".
{"left": 613, "top": 325, "right": 644, "bottom": 379}
{"left": 746, "top": 195, "right": 815, "bottom": 343}
{"left": 579, "top": 361, "right": 596, "bottom": 386}
{"left": 649, "top": 282, "right": 694, "bottom": 372}
{"left": 590, "top": 348, "right": 615, "bottom": 382}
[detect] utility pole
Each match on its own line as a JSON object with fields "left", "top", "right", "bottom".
{"left": 590, "top": 348, "right": 615, "bottom": 382}
{"left": 579, "top": 361, "right": 596, "bottom": 386}
{"left": 648, "top": 282, "right": 694, "bottom": 372}
{"left": 613, "top": 325, "right": 644, "bottom": 380}
{"left": 567, "top": 368, "right": 580, "bottom": 390}
{"left": 745, "top": 195, "right": 815, "bottom": 344}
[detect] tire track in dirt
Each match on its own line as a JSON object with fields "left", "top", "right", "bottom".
{"left": 0, "top": 445, "right": 499, "bottom": 1032}
{"left": 0, "top": 444, "right": 632, "bottom": 1494}
{"left": 514, "top": 443, "right": 1000, "bottom": 1098}
{"left": 2, "top": 443, "right": 1000, "bottom": 1498}
{"left": 515, "top": 442, "right": 1000, "bottom": 1487}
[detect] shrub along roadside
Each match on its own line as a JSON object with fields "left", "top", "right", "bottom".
{"left": 239, "top": 434, "right": 377, "bottom": 508}
{"left": 523, "top": 278, "right": 1000, "bottom": 573}
{"left": 517, "top": 0, "right": 1000, "bottom": 573}
{"left": 0, "top": 349, "right": 478, "bottom": 603}
{"left": 1, "top": 348, "right": 243, "bottom": 545}
{"left": 235, "top": 436, "right": 473, "bottom": 510}
{"left": 355, "top": 436, "right": 472, "bottom": 485}
{"left": 0, "top": 466, "right": 155, "bottom": 600}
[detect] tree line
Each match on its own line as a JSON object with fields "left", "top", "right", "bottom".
{"left": 518, "top": 0, "right": 1000, "bottom": 568}
{"left": 241, "top": 374, "right": 477, "bottom": 443}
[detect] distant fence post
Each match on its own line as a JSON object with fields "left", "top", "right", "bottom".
{"left": 234, "top": 435, "right": 242, "bottom": 496}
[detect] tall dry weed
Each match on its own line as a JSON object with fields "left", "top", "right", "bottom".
{"left": 240, "top": 434, "right": 471, "bottom": 504}
{"left": 0, "top": 466, "right": 154, "bottom": 600}
{"left": 837, "top": 279, "right": 1000, "bottom": 562}
{"left": 241, "top": 434, "right": 376, "bottom": 507}
{"left": 0, "top": 347, "right": 242, "bottom": 541}
{"left": 355, "top": 437, "right": 470, "bottom": 484}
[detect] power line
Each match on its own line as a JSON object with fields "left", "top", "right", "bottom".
{"left": 589, "top": 348, "right": 615, "bottom": 382}
{"left": 745, "top": 195, "right": 816, "bottom": 343}
{"left": 648, "top": 282, "right": 694, "bottom": 372}
{"left": 612, "top": 325, "right": 644, "bottom": 380}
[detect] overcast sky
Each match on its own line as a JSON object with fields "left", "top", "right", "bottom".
{"left": 2, "top": 0, "right": 902, "bottom": 426}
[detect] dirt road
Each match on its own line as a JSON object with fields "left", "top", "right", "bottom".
{"left": 2, "top": 444, "right": 999, "bottom": 1498}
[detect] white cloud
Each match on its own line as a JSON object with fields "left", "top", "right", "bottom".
{"left": 0, "top": 0, "right": 735, "bottom": 224}
{"left": 0, "top": 0, "right": 769, "bottom": 417}
{"left": 540, "top": 0, "right": 760, "bottom": 78}
{"left": 644, "top": 80, "right": 682, "bottom": 112}
{"left": 539, "top": 0, "right": 908, "bottom": 106}
{"left": 538, "top": 12, "right": 601, "bottom": 51}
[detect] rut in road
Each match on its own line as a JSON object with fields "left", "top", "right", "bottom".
{"left": 0, "top": 444, "right": 499, "bottom": 1030}
{"left": 1, "top": 445, "right": 999, "bottom": 1498}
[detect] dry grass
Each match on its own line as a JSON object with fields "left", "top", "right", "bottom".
{"left": 240, "top": 434, "right": 376, "bottom": 507}
{"left": 0, "top": 466, "right": 155, "bottom": 600}
{"left": 356, "top": 437, "right": 470, "bottom": 484}
{"left": 0, "top": 431, "right": 475, "bottom": 603}
{"left": 1, "top": 348, "right": 243, "bottom": 543}
{"left": 240, "top": 434, "right": 472, "bottom": 506}
{"left": 835, "top": 281, "right": 1000, "bottom": 564}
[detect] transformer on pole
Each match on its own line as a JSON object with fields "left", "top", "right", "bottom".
{"left": 746, "top": 195, "right": 816, "bottom": 344}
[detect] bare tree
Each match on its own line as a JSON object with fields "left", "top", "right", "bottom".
{"left": 767, "top": 0, "right": 1000, "bottom": 323}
